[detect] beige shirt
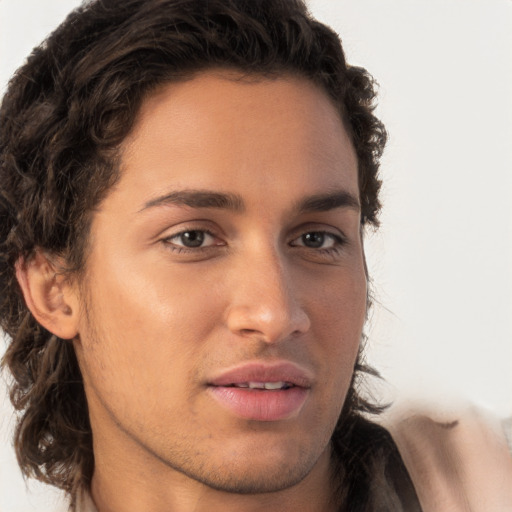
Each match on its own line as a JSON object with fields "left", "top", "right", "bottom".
{"left": 76, "top": 409, "right": 512, "bottom": 512}
{"left": 387, "top": 408, "right": 512, "bottom": 512}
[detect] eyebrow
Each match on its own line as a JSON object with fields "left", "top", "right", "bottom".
{"left": 140, "top": 189, "right": 245, "bottom": 212}
{"left": 139, "top": 188, "right": 359, "bottom": 214}
{"left": 295, "top": 190, "right": 360, "bottom": 213}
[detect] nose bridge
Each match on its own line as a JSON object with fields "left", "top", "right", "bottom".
{"left": 226, "top": 241, "right": 310, "bottom": 342}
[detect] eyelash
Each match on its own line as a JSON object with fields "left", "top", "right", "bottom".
{"left": 161, "top": 228, "right": 347, "bottom": 257}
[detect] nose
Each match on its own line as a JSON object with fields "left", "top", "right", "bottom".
{"left": 225, "top": 249, "right": 311, "bottom": 344}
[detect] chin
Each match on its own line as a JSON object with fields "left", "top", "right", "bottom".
{"left": 181, "top": 456, "right": 315, "bottom": 495}
{"left": 165, "top": 429, "right": 331, "bottom": 495}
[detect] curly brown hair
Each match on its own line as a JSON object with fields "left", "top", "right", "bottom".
{"left": 0, "top": 0, "right": 388, "bottom": 507}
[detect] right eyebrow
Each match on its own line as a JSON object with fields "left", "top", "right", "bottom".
{"left": 139, "top": 189, "right": 245, "bottom": 213}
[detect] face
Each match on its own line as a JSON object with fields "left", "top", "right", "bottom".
{"left": 74, "top": 71, "right": 367, "bottom": 495}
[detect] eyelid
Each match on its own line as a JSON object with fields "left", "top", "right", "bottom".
{"left": 289, "top": 231, "right": 345, "bottom": 248}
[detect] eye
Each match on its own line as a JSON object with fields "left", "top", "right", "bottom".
{"left": 290, "top": 231, "right": 341, "bottom": 250}
{"left": 166, "top": 230, "right": 218, "bottom": 249}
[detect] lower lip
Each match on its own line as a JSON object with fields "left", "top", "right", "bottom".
{"left": 208, "top": 386, "right": 309, "bottom": 421}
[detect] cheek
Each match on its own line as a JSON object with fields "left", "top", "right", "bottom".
{"left": 308, "top": 261, "right": 367, "bottom": 332}
{"left": 82, "top": 247, "right": 221, "bottom": 340}
{"left": 308, "top": 267, "right": 367, "bottom": 386}
{"left": 75, "top": 260, "right": 219, "bottom": 402}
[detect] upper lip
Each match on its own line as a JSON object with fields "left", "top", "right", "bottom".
{"left": 208, "top": 361, "right": 314, "bottom": 388}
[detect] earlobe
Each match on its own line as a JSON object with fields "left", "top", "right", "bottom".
{"left": 15, "top": 251, "right": 80, "bottom": 340}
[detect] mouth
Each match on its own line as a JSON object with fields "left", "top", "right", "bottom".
{"left": 222, "top": 381, "right": 295, "bottom": 390}
{"left": 207, "top": 362, "right": 312, "bottom": 422}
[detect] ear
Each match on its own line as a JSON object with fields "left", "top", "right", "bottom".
{"left": 15, "top": 251, "right": 80, "bottom": 340}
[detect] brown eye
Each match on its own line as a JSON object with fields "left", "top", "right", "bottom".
{"left": 302, "top": 232, "right": 326, "bottom": 248}
{"left": 178, "top": 231, "right": 205, "bottom": 247}
{"left": 168, "top": 230, "right": 214, "bottom": 248}
{"left": 292, "top": 232, "right": 338, "bottom": 249}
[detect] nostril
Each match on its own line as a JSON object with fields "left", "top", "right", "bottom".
{"left": 240, "top": 328, "right": 259, "bottom": 336}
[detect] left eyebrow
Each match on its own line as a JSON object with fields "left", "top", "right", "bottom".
{"left": 295, "top": 190, "right": 360, "bottom": 213}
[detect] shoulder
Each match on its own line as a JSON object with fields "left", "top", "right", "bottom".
{"left": 384, "top": 405, "right": 512, "bottom": 512}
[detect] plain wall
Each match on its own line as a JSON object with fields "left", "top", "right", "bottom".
{"left": 1, "top": 1, "right": 511, "bottom": 510}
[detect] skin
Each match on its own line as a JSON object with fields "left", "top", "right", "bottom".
{"left": 69, "top": 71, "right": 367, "bottom": 512}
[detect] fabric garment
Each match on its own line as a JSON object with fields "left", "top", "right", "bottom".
{"left": 386, "top": 408, "right": 512, "bottom": 512}
{"left": 72, "top": 408, "right": 512, "bottom": 512}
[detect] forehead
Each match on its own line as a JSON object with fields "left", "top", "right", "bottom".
{"left": 113, "top": 71, "right": 358, "bottom": 211}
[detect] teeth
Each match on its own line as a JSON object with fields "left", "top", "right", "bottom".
{"left": 248, "top": 382, "right": 266, "bottom": 389}
{"left": 263, "top": 381, "right": 287, "bottom": 390}
{"left": 232, "top": 381, "right": 290, "bottom": 390}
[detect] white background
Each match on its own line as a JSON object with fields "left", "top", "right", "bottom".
{"left": 1, "top": 1, "right": 511, "bottom": 510}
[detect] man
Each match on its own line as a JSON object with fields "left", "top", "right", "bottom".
{"left": 0, "top": 1, "right": 510, "bottom": 511}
